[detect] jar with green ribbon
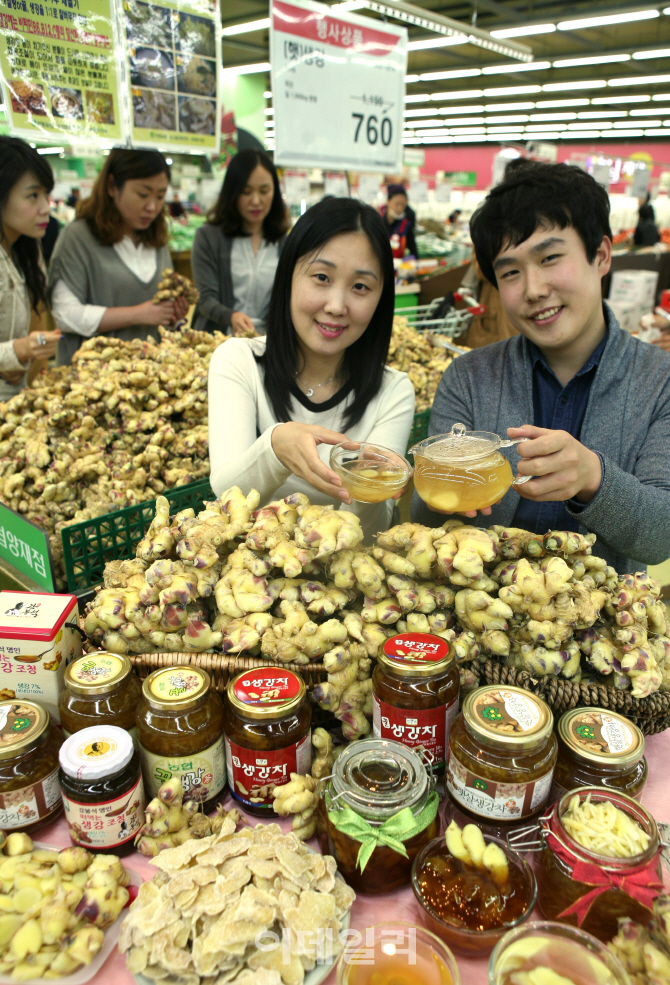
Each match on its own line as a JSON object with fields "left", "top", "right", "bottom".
{"left": 315, "top": 738, "right": 440, "bottom": 895}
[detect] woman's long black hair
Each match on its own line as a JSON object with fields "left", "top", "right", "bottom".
{"left": 259, "top": 196, "right": 395, "bottom": 431}
{"left": 207, "top": 149, "right": 288, "bottom": 242}
{"left": 0, "top": 137, "right": 54, "bottom": 311}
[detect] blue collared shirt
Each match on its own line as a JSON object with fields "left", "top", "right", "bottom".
{"left": 512, "top": 332, "right": 607, "bottom": 534}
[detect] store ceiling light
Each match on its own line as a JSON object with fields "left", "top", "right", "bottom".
{"left": 652, "top": 93, "right": 670, "bottom": 100}
{"left": 609, "top": 75, "right": 670, "bottom": 86}
{"left": 222, "top": 17, "right": 270, "bottom": 35}
{"left": 530, "top": 112, "right": 577, "bottom": 120}
{"left": 592, "top": 95, "right": 650, "bottom": 103}
{"left": 602, "top": 129, "right": 644, "bottom": 135}
{"left": 36, "top": 146, "right": 65, "bottom": 155}
{"left": 264, "top": 120, "right": 274, "bottom": 128}
{"left": 264, "top": 108, "right": 274, "bottom": 115}
{"left": 630, "top": 107, "right": 670, "bottom": 115}
{"left": 485, "top": 101, "right": 535, "bottom": 110}
{"left": 644, "top": 128, "right": 669, "bottom": 134}
{"left": 490, "top": 23, "right": 555, "bottom": 38}
{"left": 405, "top": 75, "right": 420, "bottom": 83}
{"left": 454, "top": 134, "right": 487, "bottom": 141}
{"left": 441, "top": 116, "right": 486, "bottom": 124}
{"left": 415, "top": 128, "right": 450, "bottom": 135}
{"left": 557, "top": 10, "right": 659, "bottom": 29}
{"left": 405, "top": 94, "right": 430, "bottom": 102}
{"left": 436, "top": 104, "right": 486, "bottom": 114}
{"left": 223, "top": 62, "right": 271, "bottom": 74}
{"left": 483, "top": 85, "right": 542, "bottom": 96}
{"left": 487, "top": 125, "right": 525, "bottom": 131}
{"left": 449, "top": 126, "right": 486, "bottom": 133}
{"left": 632, "top": 48, "right": 670, "bottom": 60}
{"left": 578, "top": 110, "right": 627, "bottom": 118}
{"left": 568, "top": 121, "right": 613, "bottom": 129}
{"left": 417, "top": 68, "right": 482, "bottom": 81}
{"left": 430, "top": 90, "right": 484, "bottom": 100}
{"left": 534, "top": 99, "right": 589, "bottom": 108}
{"left": 562, "top": 131, "right": 601, "bottom": 138}
{"left": 525, "top": 122, "right": 567, "bottom": 129}
{"left": 406, "top": 118, "right": 444, "bottom": 126}
{"left": 542, "top": 80, "right": 607, "bottom": 91}
{"left": 485, "top": 114, "right": 530, "bottom": 122}
{"left": 263, "top": 91, "right": 271, "bottom": 99}
{"left": 407, "top": 35, "right": 466, "bottom": 49}
{"left": 553, "top": 54, "right": 630, "bottom": 68}
{"left": 482, "top": 61, "right": 550, "bottom": 75}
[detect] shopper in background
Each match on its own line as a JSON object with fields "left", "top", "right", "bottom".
{"left": 49, "top": 148, "right": 187, "bottom": 364}
{"left": 191, "top": 149, "right": 289, "bottom": 336}
{"left": 41, "top": 213, "right": 61, "bottom": 265}
{"left": 633, "top": 203, "right": 660, "bottom": 247}
{"left": 381, "top": 183, "right": 418, "bottom": 259}
{"left": 455, "top": 251, "right": 518, "bottom": 348}
{"left": 412, "top": 160, "right": 670, "bottom": 573}
{"left": 0, "top": 137, "right": 61, "bottom": 399}
{"left": 169, "top": 193, "right": 186, "bottom": 219}
{"left": 208, "top": 196, "right": 415, "bottom": 538}
{"left": 66, "top": 187, "right": 79, "bottom": 209}
{"left": 448, "top": 208, "right": 462, "bottom": 226}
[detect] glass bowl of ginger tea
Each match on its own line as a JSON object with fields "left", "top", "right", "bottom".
{"left": 409, "top": 423, "right": 531, "bottom": 513}
{"left": 330, "top": 441, "right": 412, "bottom": 503}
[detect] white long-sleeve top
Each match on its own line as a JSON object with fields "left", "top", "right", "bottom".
{"left": 208, "top": 337, "right": 416, "bottom": 539}
{"left": 0, "top": 245, "right": 30, "bottom": 376}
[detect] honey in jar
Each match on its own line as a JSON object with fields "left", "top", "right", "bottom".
{"left": 551, "top": 708, "right": 647, "bottom": 804}
{"left": 0, "top": 700, "right": 63, "bottom": 832}
{"left": 446, "top": 685, "right": 557, "bottom": 828}
{"left": 136, "top": 666, "right": 225, "bottom": 808}
{"left": 317, "top": 738, "right": 439, "bottom": 895}
{"left": 372, "top": 632, "right": 459, "bottom": 776}
{"left": 59, "top": 653, "right": 143, "bottom": 751}
{"left": 223, "top": 667, "right": 311, "bottom": 816}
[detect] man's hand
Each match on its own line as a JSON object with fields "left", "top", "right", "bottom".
{"left": 508, "top": 425, "right": 602, "bottom": 504}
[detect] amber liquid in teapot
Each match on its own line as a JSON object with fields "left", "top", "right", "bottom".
{"left": 414, "top": 450, "right": 513, "bottom": 512}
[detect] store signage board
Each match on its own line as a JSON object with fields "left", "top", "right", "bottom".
{"left": 271, "top": 0, "right": 407, "bottom": 172}
{"left": 118, "top": 0, "right": 220, "bottom": 153}
{"left": 443, "top": 170, "right": 477, "bottom": 187}
{"left": 629, "top": 165, "right": 650, "bottom": 198}
{"left": 0, "top": 505, "right": 54, "bottom": 593}
{"left": 0, "top": 0, "right": 124, "bottom": 142}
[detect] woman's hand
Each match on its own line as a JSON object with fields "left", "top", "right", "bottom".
{"left": 133, "top": 299, "right": 176, "bottom": 326}
{"left": 271, "top": 423, "right": 352, "bottom": 502}
{"left": 13, "top": 330, "right": 61, "bottom": 365}
{"left": 0, "top": 370, "right": 25, "bottom": 385}
{"left": 231, "top": 311, "right": 257, "bottom": 337}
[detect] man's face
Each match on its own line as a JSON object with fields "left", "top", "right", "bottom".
{"left": 493, "top": 224, "right": 611, "bottom": 352}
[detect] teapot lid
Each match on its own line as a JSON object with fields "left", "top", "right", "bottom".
{"left": 416, "top": 423, "right": 500, "bottom": 463}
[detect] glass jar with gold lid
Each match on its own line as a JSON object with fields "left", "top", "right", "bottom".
{"left": 551, "top": 708, "right": 647, "bottom": 804}
{"left": 136, "top": 666, "right": 225, "bottom": 808}
{"left": 316, "top": 738, "right": 439, "bottom": 895}
{"left": 446, "top": 685, "right": 557, "bottom": 828}
{"left": 0, "top": 700, "right": 63, "bottom": 832}
{"left": 59, "top": 652, "right": 143, "bottom": 750}
{"left": 372, "top": 632, "right": 459, "bottom": 777}
{"left": 223, "top": 666, "right": 311, "bottom": 817}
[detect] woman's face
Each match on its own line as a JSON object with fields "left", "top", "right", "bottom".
{"left": 387, "top": 194, "right": 407, "bottom": 220}
{"left": 237, "top": 164, "right": 275, "bottom": 230}
{"left": 290, "top": 230, "right": 383, "bottom": 360}
{"left": 1, "top": 171, "right": 50, "bottom": 245}
{"left": 108, "top": 171, "right": 168, "bottom": 232}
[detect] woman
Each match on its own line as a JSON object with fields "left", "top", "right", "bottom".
{"left": 634, "top": 203, "right": 660, "bottom": 247}
{"left": 191, "top": 149, "right": 289, "bottom": 336}
{"left": 208, "top": 197, "right": 415, "bottom": 537}
{"left": 381, "top": 184, "right": 418, "bottom": 259}
{"left": 0, "top": 137, "right": 61, "bottom": 400}
{"left": 49, "top": 149, "right": 188, "bottom": 364}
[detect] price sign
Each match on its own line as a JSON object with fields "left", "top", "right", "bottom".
{"left": 629, "top": 165, "right": 650, "bottom": 198}
{"left": 409, "top": 179, "right": 428, "bottom": 204}
{"left": 283, "top": 169, "right": 310, "bottom": 204}
{"left": 271, "top": 0, "right": 406, "bottom": 172}
{"left": 357, "top": 172, "right": 381, "bottom": 203}
{"left": 0, "top": 505, "right": 54, "bottom": 593}
{"left": 324, "top": 172, "right": 349, "bottom": 197}
{"left": 592, "top": 164, "right": 611, "bottom": 189}
{"left": 436, "top": 182, "right": 452, "bottom": 203}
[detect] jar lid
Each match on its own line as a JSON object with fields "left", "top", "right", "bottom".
{"left": 411, "top": 423, "right": 502, "bottom": 465}
{"left": 559, "top": 708, "right": 645, "bottom": 767}
{"left": 59, "top": 725, "right": 134, "bottom": 780}
{"left": 0, "top": 701, "right": 50, "bottom": 760}
{"left": 463, "top": 685, "right": 553, "bottom": 751}
{"left": 380, "top": 632, "right": 454, "bottom": 677}
{"left": 65, "top": 652, "right": 132, "bottom": 696}
{"left": 143, "top": 666, "right": 210, "bottom": 711}
{"left": 330, "top": 738, "right": 430, "bottom": 822}
{"left": 227, "top": 667, "right": 306, "bottom": 720}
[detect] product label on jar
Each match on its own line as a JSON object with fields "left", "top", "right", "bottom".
{"left": 0, "top": 766, "right": 61, "bottom": 829}
{"left": 569, "top": 712, "right": 635, "bottom": 757}
{"left": 372, "top": 695, "right": 458, "bottom": 768}
{"left": 139, "top": 736, "right": 226, "bottom": 802}
{"left": 62, "top": 773, "right": 145, "bottom": 848}
{"left": 64, "top": 725, "right": 139, "bottom": 753}
{"left": 233, "top": 668, "right": 303, "bottom": 709}
{"left": 383, "top": 633, "right": 451, "bottom": 665}
{"left": 225, "top": 734, "right": 311, "bottom": 810}
{"left": 446, "top": 749, "right": 554, "bottom": 819}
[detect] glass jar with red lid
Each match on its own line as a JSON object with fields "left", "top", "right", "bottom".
{"left": 372, "top": 632, "right": 458, "bottom": 776}
{"left": 223, "top": 666, "right": 311, "bottom": 816}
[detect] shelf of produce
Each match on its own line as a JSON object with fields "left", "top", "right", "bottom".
{"left": 33, "top": 727, "right": 670, "bottom": 985}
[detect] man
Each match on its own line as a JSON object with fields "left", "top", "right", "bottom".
{"left": 411, "top": 160, "right": 670, "bottom": 573}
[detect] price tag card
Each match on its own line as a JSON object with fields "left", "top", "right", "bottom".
{"left": 435, "top": 182, "right": 452, "bottom": 203}
{"left": 271, "top": 0, "right": 406, "bottom": 172}
{"left": 283, "top": 169, "right": 310, "bottom": 203}
{"left": 357, "top": 172, "right": 381, "bottom": 203}
{"left": 324, "top": 172, "right": 349, "bottom": 197}
{"left": 409, "top": 179, "right": 428, "bottom": 204}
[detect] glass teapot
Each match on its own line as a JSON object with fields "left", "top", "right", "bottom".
{"left": 409, "top": 423, "right": 531, "bottom": 513}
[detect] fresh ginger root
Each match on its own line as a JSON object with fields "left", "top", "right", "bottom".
{"left": 489, "top": 525, "right": 545, "bottom": 559}
{"left": 152, "top": 268, "right": 199, "bottom": 304}
{"left": 311, "top": 727, "right": 336, "bottom": 780}
{"left": 135, "top": 776, "right": 239, "bottom": 857}
{"left": 376, "top": 523, "right": 442, "bottom": 579}
{"left": 294, "top": 504, "right": 363, "bottom": 558}
{"left": 434, "top": 525, "right": 499, "bottom": 582}
{"left": 272, "top": 773, "right": 318, "bottom": 840}
{"left": 312, "top": 643, "right": 372, "bottom": 739}
{"left": 136, "top": 495, "right": 174, "bottom": 562}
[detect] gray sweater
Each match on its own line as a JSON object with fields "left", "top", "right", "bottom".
{"left": 411, "top": 304, "right": 670, "bottom": 573}
{"left": 191, "top": 224, "right": 285, "bottom": 334}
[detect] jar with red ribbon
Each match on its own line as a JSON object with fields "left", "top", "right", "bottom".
{"left": 516, "top": 786, "right": 664, "bottom": 944}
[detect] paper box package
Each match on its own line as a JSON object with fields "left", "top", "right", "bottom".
{"left": 607, "top": 299, "right": 642, "bottom": 334}
{"left": 609, "top": 269, "right": 659, "bottom": 315}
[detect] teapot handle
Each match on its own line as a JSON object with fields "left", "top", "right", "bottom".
{"left": 500, "top": 437, "right": 530, "bottom": 449}
{"left": 501, "top": 436, "right": 532, "bottom": 485}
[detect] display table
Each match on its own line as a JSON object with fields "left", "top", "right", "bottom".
{"left": 36, "top": 729, "right": 670, "bottom": 985}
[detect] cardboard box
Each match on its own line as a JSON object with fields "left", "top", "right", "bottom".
{"left": 606, "top": 299, "right": 641, "bottom": 333}
{"left": 609, "top": 269, "right": 659, "bottom": 315}
{"left": 0, "top": 592, "right": 81, "bottom": 723}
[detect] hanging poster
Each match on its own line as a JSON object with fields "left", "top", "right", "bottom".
{"left": 120, "top": 0, "right": 220, "bottom": 152}
{"left": 0, "top": 0, "right": 124, "bottom": 141}
{"left": 271, "top": 0, "right": 406, "bottom": 172}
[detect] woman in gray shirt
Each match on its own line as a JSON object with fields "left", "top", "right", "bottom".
{"left": 191, "top": 150, "right": 289, "bottom": 336}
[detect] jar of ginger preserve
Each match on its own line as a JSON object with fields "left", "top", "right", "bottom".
{"left": 59, "top": 653, "right": 142, "bottom": 750}
{"left": 446, "top": 685, "right": 557, "bottom": 829}
{"left": 223, "top": 666, "right": 311, "bottom": 817}
{"left": 551, "top": 708, "right": 647, "bottom": 804}
{"left": 136, "top": 666, "right": 225, "bottom": 808}
{"left": 0, "top": 700, "right": 63, "bottom": 833}
{"left": 372, "top": 632, "right": 458, "bottom": 776}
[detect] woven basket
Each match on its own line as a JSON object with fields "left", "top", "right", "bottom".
{"left": 126, "top": 652, "right": 329, "bottom": 695}
{"left": 469, "top": 659, "right": 670, "bottom": 736}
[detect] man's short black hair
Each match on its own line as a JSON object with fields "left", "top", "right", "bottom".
{"left": 470, "top": 160, "right": 612, "bottom": 287}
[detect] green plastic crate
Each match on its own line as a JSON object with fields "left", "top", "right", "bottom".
{"left": 61, "top": 478, "right": 214, "bottom": 595}
{"left": 407, "top": 408, "right": 431, "bottom": 453}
